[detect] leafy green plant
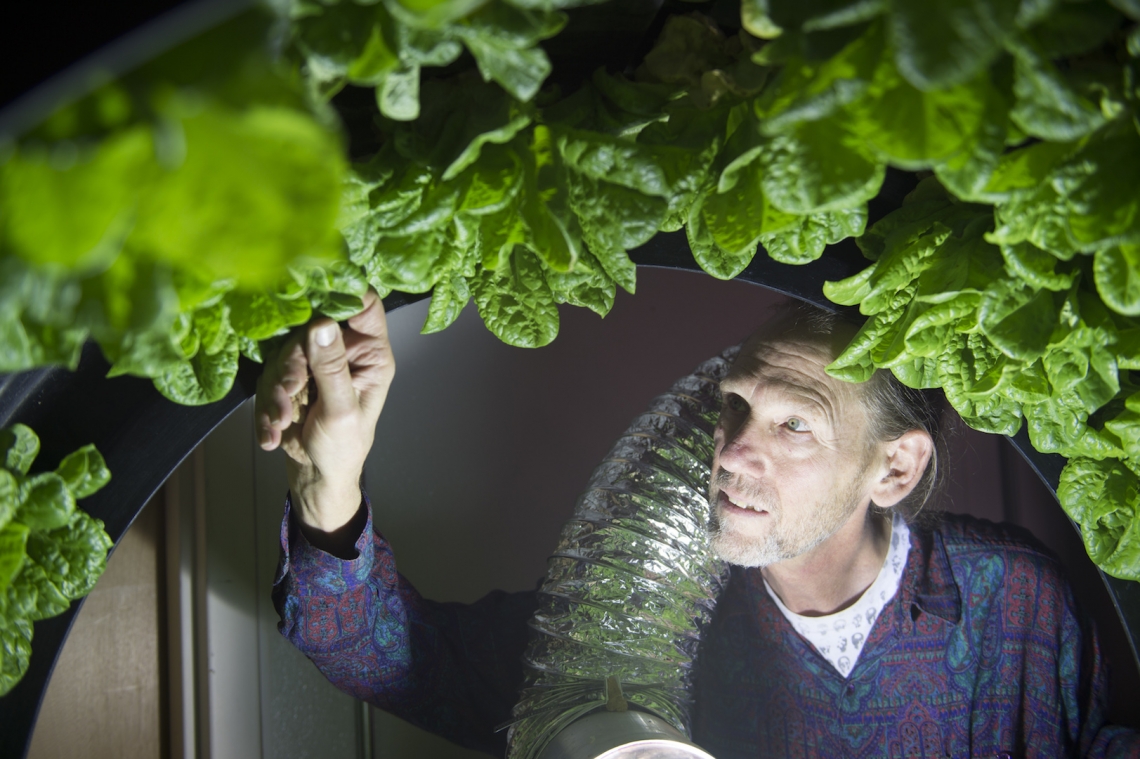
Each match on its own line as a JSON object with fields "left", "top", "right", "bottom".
{"left": 2, "top": 0, "right": 1140, "bottom": 580}
{"left": 0, "top": 424, "right": 114, "bottom": 696}
{"left": 340, "top": 14, "right": 770, "bottom": 345}
{"left": 0, "top": 10, "right": 367, "bottom": 405}
{"left": 290, "top": 0, "right": 592, "bottom": 118}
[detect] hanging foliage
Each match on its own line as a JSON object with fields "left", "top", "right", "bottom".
{"left": 0, "top": 424, "right": 113, "bottom": 696}
{"left": 1, "top": 0, "right": 1139, "bottom": 586}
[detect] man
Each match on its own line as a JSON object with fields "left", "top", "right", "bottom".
{"left": 257, "top": 291, "right": 1138, "bottom": 757}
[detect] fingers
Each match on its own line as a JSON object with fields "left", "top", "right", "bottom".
{"left": 305, "top": 318, "right": 358, "bottom": 420}
{"left": 347, "top": 290, "right": 387, "bottom": 339}
{"left": 344, "top": 291, "right": 395, "bottom": 418}
{"left": 256, "top": 289, "right": 390, "bottom": 451}
{"left": 256, "top": 336, "right": 308, "bottom": 451}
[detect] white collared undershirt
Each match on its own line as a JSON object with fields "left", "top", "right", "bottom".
{"left": 763, "top": 510, "right": 911, "bottom": 678}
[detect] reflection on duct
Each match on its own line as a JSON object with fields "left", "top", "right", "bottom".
{"left": 506, "top": 348, "right": 737, "bottom": 759}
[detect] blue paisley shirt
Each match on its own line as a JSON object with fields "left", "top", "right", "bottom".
{"left": 273, "top": 496, "right": 1140, "bottom": 758}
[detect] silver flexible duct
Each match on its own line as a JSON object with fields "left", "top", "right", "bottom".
{"left": 506, "top": 347, "right": 738, "bottom": 759}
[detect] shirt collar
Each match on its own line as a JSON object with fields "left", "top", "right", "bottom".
{"left": 908, "top": 522, "right": 962, "bottom": 624}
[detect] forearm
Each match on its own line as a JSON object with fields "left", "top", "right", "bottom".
{"left": 287, "top": 463, "right": 367, "bottom": 558}
{"left": 272, "top": 493, "right": 538, "bottom": 754}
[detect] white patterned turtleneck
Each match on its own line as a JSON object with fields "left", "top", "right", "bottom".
{"left": 763, "top": 510, "right": 910, "bottom": 678}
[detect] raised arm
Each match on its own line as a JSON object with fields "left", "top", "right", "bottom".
{"left": 258, "top": 295, "right": 535, "bottom": 754}
{"left": 255, "top": 290, "right": 394, "bottom": 557}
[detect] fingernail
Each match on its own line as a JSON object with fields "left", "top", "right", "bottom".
{"left": 315, "top": 324, "right": 337, "bottom": 347}
{"left": 281, "top": 376, "right": 299, "bottom": 392}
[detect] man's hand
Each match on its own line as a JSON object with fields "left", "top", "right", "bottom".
{"left": 255, "top": 290, "right": 394, "bottom": 553}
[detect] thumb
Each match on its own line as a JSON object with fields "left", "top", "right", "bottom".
{"left": 306, "top": 319, "right": 357, "bottom": 418}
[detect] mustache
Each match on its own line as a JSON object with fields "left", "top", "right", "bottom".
{"left": 710, "top": 468, "right": 777, "bottom": 506}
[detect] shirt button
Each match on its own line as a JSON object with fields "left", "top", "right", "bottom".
{"left": 996, "top": 753, "right": 1013, "bottom": 758}
{"left": 846, "top": 684, "right": 855, "bottom": 695}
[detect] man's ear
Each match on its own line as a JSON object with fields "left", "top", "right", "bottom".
{"left": 868, "top": 429, "right": 933, "bottom": 509}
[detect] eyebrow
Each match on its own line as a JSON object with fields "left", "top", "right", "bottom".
{"left": 720, "top": 356, "right": 842, "bottom": 425}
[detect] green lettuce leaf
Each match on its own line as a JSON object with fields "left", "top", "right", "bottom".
{"left": 753, "top": 21, "right": 883, "bottom": 133}
{"left": 686, "top": 191, "right": 757, "bottom": 280}
{"left": 888, "top": 0, "right": 1018, "bottom": 90}
{"left": 0, "top": 524, "right": 29, "bottom": 595}
{"left": 458, "top": 144, "right": 524, "bottom": 216}
{"left": 422, "top": 274, "right": 471, "bottom": 334}
{"left": 129, "top": 102, "right": 346, "bottom": 287}
{"left": 544, "top": 247, "right": 616, "bottom": 317}
{"left": 1095, "top": 243, "right": 1140, "bottom": 316}
{"left": 0, "top": 614, "right": 33, "bottom": 697}
{"left": 15, "top": 473, "right": 75, "bottom": 533}
{"left": 227, "top": 291, "right": 313, "bottom": 342}
{"left": 1000, "top": 241, "right": 1078, "bottom": 291}
{"left": 1106, "top": 407, "right": 1140, "bottom": 461}
{"left": 0, "top": 426, "right": 40, "bottom": 477}
{"left": 0, "top": 471, "right": 18, "bottom": 533}
{"left": 565, "top": 171, "right": 666, "bottom": 294}
{"left": 152, "top": 334, "right": 240, "bottom": 406}
{"left": 860, "top": 225, "right": 950, "bottom": 314}
{"left": 1057, "top": 457, "right": 1140, "bottom": 581}
{"left": 54, "top": 445, "right": 112, "bottom": 500}
{"left": 980, "top": 138, "right": 1076, "bottom": 202}
{"left": 26, "top": 511, "right": 113, "bottom": 600}
{"left": 848, "top": 56, "right": 992, "bottom": 169}
{"left": 453, "top": 2, "right": 565, "bottom": 102}
{"left": 759, "top": 206, "right": 867, "bottom": 265}
{"left": 978, "top": 278, "right": 1065, "bottom": 360}
{"left": 558, "top": 129, "right": 703, "bottom": 200}
{"left": 760, "top": 116, "right": 885, "bottom": 214}
{"left": 10, "top": 559, "right": 70, "bottom": 621}
{"left": 0, "top": 127, "right": 152, "bottom": 272}
{"left": 826, "top": 284, "right": 916, "bottom": 382}
{"left": 471, "top": 247, "right": 559, "bottom": 347}
{"left": 1008, "top": 38, "right": 1108, "bottom": 142}
{"left": 987, "top": 182, "right": 1082, "bottom": 260}
{"left": 932, "top": 61, "right": 1012, "bottom": 202}
{"left": 1057, "top": 125, "right": 1140, "bottom": 251}
{"left": 1028, "top": 1, "right": 1124, "bottom": 58}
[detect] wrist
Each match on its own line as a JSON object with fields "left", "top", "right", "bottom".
{"left": 290, "top": 493, "right": 367, "bottom": 560}
{"left": 288, "top": 463, "right": 363, "bottom": 534}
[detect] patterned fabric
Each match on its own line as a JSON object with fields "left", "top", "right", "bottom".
{"left": 274, "top": 496, "right": 1140, "bottom": 759}
{"left": 764, "top": 511, "right": 910, "bottom": 678}
{"left": 272, "top": 495, "right": 538, "bottom": 757}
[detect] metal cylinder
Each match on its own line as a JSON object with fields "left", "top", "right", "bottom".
{"left": 506, "top": 348, "right": 737, "bottom": 759}
{"left": 536, "top": 711, "right": 716, "bottom": 759}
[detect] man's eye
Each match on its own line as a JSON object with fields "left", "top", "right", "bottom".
{"left": 725, "top": 395, "right": 747, "bottom": 412}
{"left": 785, "top": 417, "right": 811, "bottom": 432}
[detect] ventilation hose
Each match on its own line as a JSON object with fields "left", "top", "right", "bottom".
{"left": 506, "top": 348, "right": 737, "bottom": 759}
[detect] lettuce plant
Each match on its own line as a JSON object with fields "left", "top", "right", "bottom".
{"left": 0, "top": 425, "right": 113, "bottom": 696}
{"left": 1, "top": 0, "right": 1140, "bottom": 582}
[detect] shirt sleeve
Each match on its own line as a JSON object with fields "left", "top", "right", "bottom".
{"left": 1037, "top": 554, "right": 1140, "bottom": 759}
{"left": 1072, "top": 610, "right": 1140, "bottom": 758}
{"left": 272, "top": 491, "right": 539, "bottom": 757}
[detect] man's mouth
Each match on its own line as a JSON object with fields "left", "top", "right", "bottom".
{"left": 718, "top": 490, "right": 768, "bottom": 515}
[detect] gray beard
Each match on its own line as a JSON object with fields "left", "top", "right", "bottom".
{"left": 707, "top": 468, "right": 863, "bottom": 568}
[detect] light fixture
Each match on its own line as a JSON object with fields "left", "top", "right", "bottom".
{"left": 537, "top": 711, "right": 716, "bottom": 759}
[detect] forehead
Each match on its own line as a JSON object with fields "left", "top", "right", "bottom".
{"left": 722, "top": 330, "right": 866, "bottom": 412}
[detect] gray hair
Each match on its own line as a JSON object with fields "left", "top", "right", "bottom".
{"left": 754, "top": 299, "right": 946, "bottom": 524}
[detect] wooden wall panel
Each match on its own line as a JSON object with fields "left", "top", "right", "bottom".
{"left": 27, "top": 496, "right": 164, "bottom": 759}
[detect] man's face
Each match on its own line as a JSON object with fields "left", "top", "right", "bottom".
{"left": 708, "top": 328, "right": 880, "bottom": 567}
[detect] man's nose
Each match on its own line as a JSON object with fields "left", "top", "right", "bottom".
{"left": 717, "top": 418, "right": 765, "bottom": 475}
